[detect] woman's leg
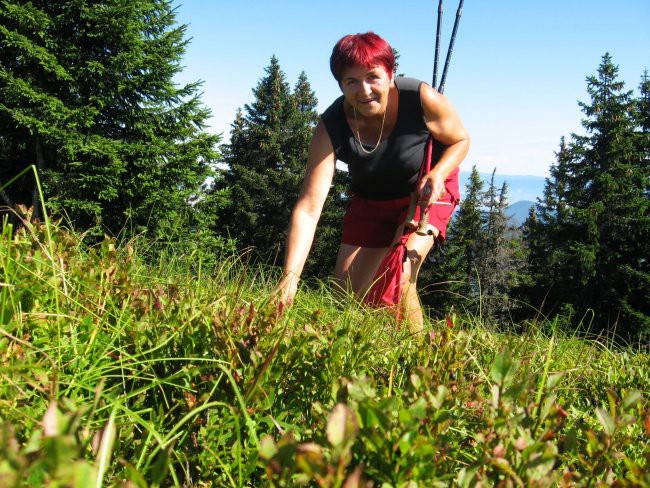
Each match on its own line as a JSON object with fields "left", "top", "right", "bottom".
{"left": 332, "top": 230, "right": 435, "bottom": 329}
{"left": 401, "top": 228, "right": 437, "bottom": 331}
{"left": 333, "top": 243, "right": 389, "bottom": 298}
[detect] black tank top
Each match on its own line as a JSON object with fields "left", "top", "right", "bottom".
{"left": 321, "top": 77, "right": 429, "bottom": 200}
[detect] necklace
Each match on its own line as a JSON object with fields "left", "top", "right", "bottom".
{"left": 353, "top": 102, "right": 387, "bottom": 154}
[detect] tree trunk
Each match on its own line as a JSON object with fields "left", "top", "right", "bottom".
{"left": 31, "top": 136, "right": 45, "bottom": 221}
{"left": 0, "top": 186, "right": 18, "bottom": 229}
{"left": 1, "top": 187, "right": 14, "bottom": 209}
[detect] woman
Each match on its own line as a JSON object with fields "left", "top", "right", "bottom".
{"left": 276, "top": 32, "right": 469, "bottom": 329}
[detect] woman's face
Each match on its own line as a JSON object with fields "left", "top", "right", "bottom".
{"left": 339, "top": 64, "right": 393, "bottom": 117}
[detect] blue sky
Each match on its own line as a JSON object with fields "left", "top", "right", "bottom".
{"left": 172, "top": 1, "right": 649, "bottom": 177}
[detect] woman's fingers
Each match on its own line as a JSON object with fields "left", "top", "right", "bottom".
{"left": 419, "top": 175, "right": 446, "bottom": 206}
{"left": 274, "top": 274, "right": 298, "bottom": 305}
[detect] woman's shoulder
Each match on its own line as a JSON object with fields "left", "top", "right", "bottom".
{"left": 395, "top": 76, "right": 424, "bottom": 93}
{"left": 395, "top": 77, "right": 427, "bottom": 120}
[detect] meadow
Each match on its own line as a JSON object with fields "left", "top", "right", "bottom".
{"left": 0, "top": 216, "right": 648, "bottom": 487}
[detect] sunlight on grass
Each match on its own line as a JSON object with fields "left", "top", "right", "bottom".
{"left": 0, "top": 219, "right": 648, "bottom": 486}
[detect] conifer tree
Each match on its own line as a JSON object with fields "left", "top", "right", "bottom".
{"left": 477, "top": 179, "right": 527, "bottom": 322}
{"left": 523, "top": 138, "right": 574, "bottom": 312}
{"left": 0, "top": 0, "right": 218, "bottom": 237}
{"left": 524, "top": 55, "right": 649, "bottom": 342}
{"left": 293, "top": 74, "right": 351, "bottom": 278}
{"left": 636, "top": 71, "right": 650, "bottom": 168}
{"left": 215, "top": 58, "right": 320, "bottom": 263}
{"left": 422, "top": 166, "right": 528, "bottom": 322}
{"left": 421, "top": 166, "right": 484, "bottom": 314}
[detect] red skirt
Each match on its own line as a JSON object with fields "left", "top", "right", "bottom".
{"left": 341, "top": 167, "right": 460, "bottom": 248}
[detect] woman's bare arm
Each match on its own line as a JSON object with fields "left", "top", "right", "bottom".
{"left": 418, "top": 83, "right": 470, "bottom": 204}
{"left": 276, "top": 120, "right": 336, "bottom": 302}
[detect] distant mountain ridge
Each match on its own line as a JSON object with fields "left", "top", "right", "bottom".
{"left": 458, "top": 170, "right": 546, "bottom": 205}
{"left": 505, "top": 200, "right": 535, "bottom": 227}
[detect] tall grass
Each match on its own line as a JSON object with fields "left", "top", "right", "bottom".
{"left": 0, "top": 217, "right": 648, "bottom": 486}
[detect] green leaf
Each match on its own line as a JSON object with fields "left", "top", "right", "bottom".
{"left": 397, "top": 431, "right": 415, "bottom": 456}
{"left": 539, "top": 394, "right": 557, "bottom": 422}
{"left": 149, "top": 448, "right": 170, "bottom": 486}
{"left": 119, "top": 461, "right": 148, "bottom": 488}
{"left": 408, "top": 397, "right": 427, "bottom": 421}
{"left": 259, "top": 435, "right": 278, "bottom": 460}
{"left": 546, "top": 372, "right": 564, "bottom": 390}
{"left": 358, "top": 402, "right": 389, "bottom": 431}
{"left": 347, "top": 376, "right": 376, "bottom": 402}
{"left": 410, "top": 373, "right": 422, "bottom": 391}
{"left": 95, "top": 407, "right": 117, "bottom": 488}
{"left": 456, "top": 466, "right": 478, "bottom": 488}
{"left": 491, "top": 350, "right": 518, "bottom": 387}
{"left": 432, "top": 385, "right": 448, "bottom": 410}
{"left": 595, "top": 407, "right": 616, "bottom": 436}
{"left": 73, "top": 462, "right": 98, "bottom": 488}
{"left": 622, "top": 390, "right": 643, "bottom": 410}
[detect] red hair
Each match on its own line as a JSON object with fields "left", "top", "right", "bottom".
{"left": 330, "top": 32, "right": 395, "bottom": 82}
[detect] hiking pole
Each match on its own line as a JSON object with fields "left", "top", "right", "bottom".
{"left": 438, "top": 0, "right": 464, "bottom": 94}
{"left": 418, "top": 0, "right": 462, "bottom": 235}
{"left": 432, "top": 0, "right": 443, "bottom": 89}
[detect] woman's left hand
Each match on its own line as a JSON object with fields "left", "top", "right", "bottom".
{"left": 417, "top": 171, "right": 446, "bottom": 207}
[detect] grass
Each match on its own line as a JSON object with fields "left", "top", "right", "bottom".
{"left": 0, "top": 217, "right": 648, "bottom": 487}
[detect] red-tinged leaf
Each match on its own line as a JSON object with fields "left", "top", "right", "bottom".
{"left": 446, "top": 315, "right": 454, "bottom": 328}
{"left": 644, "top": 415, "right": 650, "bottom": 436}
{"left": 541, "top": 428, "right": 556, "bottom": 441}
{"left": 246, "top": 303, "right": 255, "bottom": 327}
{"left": 342, "top": 465, "right": 364, "bottom": 488}
{"left": 184, "top": 391, "right": 197, "bottom": 409}
{"left": 153, "top": 294, "right": 163, "bottom": 311}
{"left": 327, "top": 404, "right": 358, "bottom": 448}
{"left": 514, "top": 436, "right": 527, "bottom": 451}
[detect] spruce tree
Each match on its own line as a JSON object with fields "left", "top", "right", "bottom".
{"left": 523, "top": 138, "right": 574, "bottom": 314}
{"left": 0, "top": 0, "right": 218, "bottom": 237}
{"left": 477, "top": 179, "right": 527, "bottom": 323}
{"left": 524, "top": 55, "right": 649, "bottom": 342}
{"left": 422, "top": 166, "right": 528, "bottom": 323}
{"left": 215, "top": 57, "right": 319, "bottom": 263}
{"left": 293, "top": 74, "right": 351, "bottom": 278}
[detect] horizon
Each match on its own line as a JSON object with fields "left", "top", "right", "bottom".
{"left": 458, "top": 169, "right": 545, "bottom": 204}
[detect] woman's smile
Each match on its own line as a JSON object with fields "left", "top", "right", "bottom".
{"left": 340, "top": 64, "right": 393, "bottom": 116}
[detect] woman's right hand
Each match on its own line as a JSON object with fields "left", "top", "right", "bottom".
{"left": 274, "top": 273, "right": 299, "bottom": 305}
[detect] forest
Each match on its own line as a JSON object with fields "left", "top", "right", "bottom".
{"left": 1, "top": 1, "right": 648, "bottom": 486}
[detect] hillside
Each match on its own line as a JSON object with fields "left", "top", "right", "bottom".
{"left": 506, "top": 200, "right": 535, "bottom": 226}
{"left": 0, "top": 220, "right": 648, "bottom": 486}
